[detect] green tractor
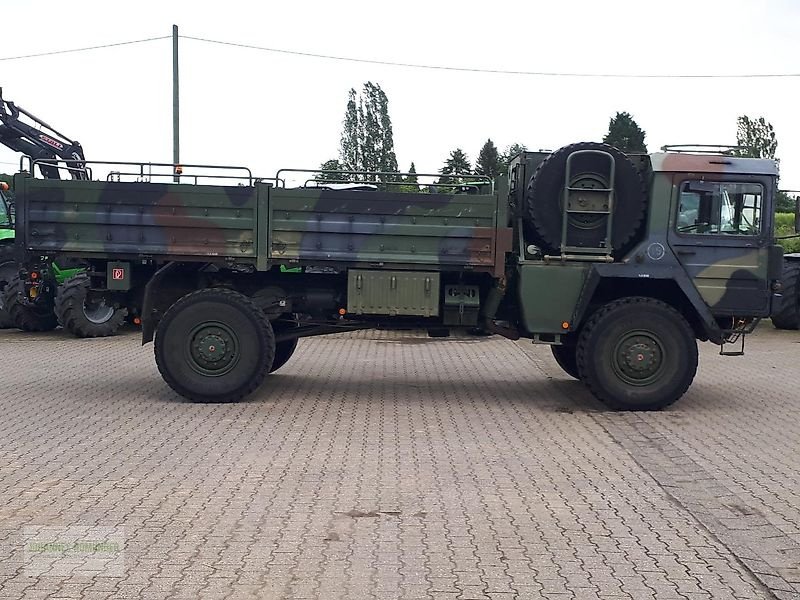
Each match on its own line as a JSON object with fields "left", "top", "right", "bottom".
{"left": 0, "top": 182, "right": 15, "bottom": 328}
{"left": 0, "top": 184, "right": 129, "bottom": 335}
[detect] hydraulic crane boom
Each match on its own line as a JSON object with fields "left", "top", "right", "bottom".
{"left": 0, "top": 88, "right": 87, "bottom": 180}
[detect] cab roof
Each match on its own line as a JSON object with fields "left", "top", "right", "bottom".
{"left": 650, "top": 152, "right": 779, "bottom": 176}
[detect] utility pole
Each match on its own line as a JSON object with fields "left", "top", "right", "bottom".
{"left": 172, "top": 24, "right": 180, "bottom": 182}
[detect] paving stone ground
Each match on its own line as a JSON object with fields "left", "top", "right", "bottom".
{"left": 0, "top": 323, "right": 798, "bottom": 599}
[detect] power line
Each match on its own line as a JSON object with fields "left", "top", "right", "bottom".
{"left": 181, "top": 34, "right": 800, "bottom": 79}
{"left": 0, "top": 36, "right": 170, "bottom": 61}
{"left": 1, "top": 31, "right": 798, "bottom": 79}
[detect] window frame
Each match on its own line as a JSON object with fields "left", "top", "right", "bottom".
{"left": 673, "top": 176, "right": 769, "bottom": 241}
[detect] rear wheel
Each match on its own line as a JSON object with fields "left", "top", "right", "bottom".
{"left": 772, "top": 262, "right": 800, "bottom": 330}
{"left": 576, "top": 297, "right": 697, "bottom": 411}
{"left": 55, "top": 273, "right": 128, "bottom": 338}
{"left": 551, "top": 343, "right": 579, "bottom": 379}
{"left": 155, "top": 288, "right": 275, "bottom": 403}
{"left": 2, "top": 274, "right": 59, "bottom": 332}
{"left": 0, "top": 245, "right": 16, "bottom": 329}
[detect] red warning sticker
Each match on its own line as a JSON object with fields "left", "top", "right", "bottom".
{"left": 112, "top": 268, "right": 125, "bottom": 280}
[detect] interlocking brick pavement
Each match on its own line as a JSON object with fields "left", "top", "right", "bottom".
{"left": 0, "top": 323, "right": 797, "bottom": 599}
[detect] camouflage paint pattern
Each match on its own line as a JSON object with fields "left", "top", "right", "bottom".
{"left": 16, "top": 175, "right": 512, "bottom": 277}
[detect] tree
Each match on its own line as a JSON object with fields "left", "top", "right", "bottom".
{"left": 317, "top": 159, "right": 346, "bottom": 183}
{"left": 339, "top": 90, "right": 360, "bottom": 174}
{"left": 337, "top": 82, "right": 399, "bottom": 183}
{"left": 398, "top": 162, "right": 420, "bottom": 193}
{"left": 733, "top": 115, "right": 777, "bottom": 159}
{"left": 405, "top": 162, "right": 418, "bottom": 184}
{"left": 602, "top": 111, "right": 647, "bottom": 153}
{"left": 438, "top": 149, "right": 471, "bottom": 187}
{"left": 776, "top": 190, "right": 795, "bottom": 213}
{"left": 475, "top": 139, "right": 504, "bottom": 179}
{"left": 501, "top": 143, "right": 527, "bottom": 167}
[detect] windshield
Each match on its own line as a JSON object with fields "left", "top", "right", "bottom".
{"left": 676, "top": 181, "right": 763, "bottom": 235}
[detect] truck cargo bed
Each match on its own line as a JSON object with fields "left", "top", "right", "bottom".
{"left": 17, "top": 177, "right": 510, "bottom": 274}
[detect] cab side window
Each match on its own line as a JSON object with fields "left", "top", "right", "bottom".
{"left": 676, "top": 181, "right": 763, "bottom": 236}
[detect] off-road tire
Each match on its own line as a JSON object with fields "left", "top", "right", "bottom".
{"left": 551, "top": 343, "right": 579, "bottom": 379}
{"left": 155, "top": 288, "right": 275, "bottom": 403}
{"left": 55, "top": 273, "right": 128, "bottom": 338}
{"left": 525, "top": 142, "right": 647, "bottom": 256}
{"left": 0, "top": 245, "right": 16, "bottom": 329}
{"left": 270, "top": 339, "right": 298, "bottom": 373}
{"left": 576, "top": 297, "right": 697, "bottom": 411}
{"left": 2, "top": 274, "right": 59, "bottom": 332}
{"left": 771, "top": 262, "right": 800, "bottom": 330}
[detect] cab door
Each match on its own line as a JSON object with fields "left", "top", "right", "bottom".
{"left": 667, "top": 176, "right": 772, "bottom": 316}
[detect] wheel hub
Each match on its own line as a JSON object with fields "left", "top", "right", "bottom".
{"left": 83, "top": 298, "right": 115, "bottom": 324}
{"left": 187, "top": 323, "right": 239, "bottom": 376}
{"left": 613, "top": 332, "right": 664, "bottom": 385}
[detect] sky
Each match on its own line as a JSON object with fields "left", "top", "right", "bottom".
{"left": 2, "top": 0, "right": 799, "bottom": 189}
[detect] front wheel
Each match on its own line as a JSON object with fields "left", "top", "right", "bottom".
{"left": 771, "top": 262, "right": 799, "bottom": 330}
{"left": 2, "top": 274, "right": 59, "bottom": 332}
{"left": 55, "top": 273, "right": 128, "bottom": 338}
{"left": 576, "top": 297, "right": 698, "bottom": 411}
{"left": 155, "top": 289, "right": 275, "bottom": 403}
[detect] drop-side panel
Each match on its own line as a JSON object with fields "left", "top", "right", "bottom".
{"left": 267, "top": 188, "right": 504, "bottom": 272}
{"left": 20, "top": 179, "right": 257, "bottom": 259}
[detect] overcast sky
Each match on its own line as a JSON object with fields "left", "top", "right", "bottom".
{"left": 2, "top": 0, "right": 799, "bottom": 189}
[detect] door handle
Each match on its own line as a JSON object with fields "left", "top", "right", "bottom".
{"left": 676, "top": 249, "right": 696, "bottom": 255}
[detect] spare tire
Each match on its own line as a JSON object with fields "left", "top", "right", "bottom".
{"left": 525, "top": 142, "right": 646, "bottom": 256}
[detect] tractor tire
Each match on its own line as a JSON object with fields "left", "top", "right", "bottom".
{"left": 0, "top": 245, "right": 16, "bottom": 329}
{"left": 771, "top": 262, "right": 800, "bottom": 330}
{"left": 155, "top": 288, "right": 275, "bottom": 403}
{"left": 576, "top": 297, "right": 697, "bottom": 411}
{"left": 525, "top": 142, "right": 647, "bottom": 256}
{"left": 270, "top": 339, "right": 298, "bottom": 373}
{"left": 2, "top": 274, "right": 59, "bottom": 332}
{"left": 551, "top": 343, "right": 579, "bottom": 380}
{"left": 55, "top": 273, "right": 128, "bottom": 338}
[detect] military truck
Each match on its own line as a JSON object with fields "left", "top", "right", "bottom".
{"left": 9, "top": 142, "right": 785, "bottom": 410}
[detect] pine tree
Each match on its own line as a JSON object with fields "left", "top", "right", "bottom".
{"left": 405, "top": 162, "right": 418, "bottom": 184}
{"left": 438, "top": 149, "right": 471, "bottom": 187}
{"left": 475, "top": 139, "right": 503, "bottom": 178}
{"left": 602, "top": 112, "right": 647, "bottom": 153}
{"left": 399, "top": 162, "right": 420, "bottom": 193}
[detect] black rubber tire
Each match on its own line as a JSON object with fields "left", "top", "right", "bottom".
{"left": 551, "top": 344, "right": 579, "bottom": 380}
{"left": 2, "top": 274, "right": 59, "bottom": 332}
{"left": 525, "top": 142, "right": 647, "bottom": 256}
{"left": 771, "top": 262, "right": 800, "bottom": 330}
{"left": 0, "top": 245, "right": 16, "bottom": 329}
{"left": 55, "top": 273, "right": 128, "bottom": 338}
{"left": 155, "top": 288, "right": 275, "bottom": 403}
{"left": 576, "top": 297, "right": 698, "bottom": 411}
{"left": 270, "top": 339, "right": 298, "bottom": 373}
